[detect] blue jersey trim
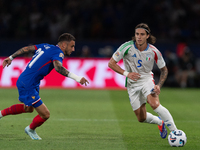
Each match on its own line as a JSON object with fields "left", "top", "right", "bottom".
{"left": 134, "top": 42, "right": 149, "bottom": 51}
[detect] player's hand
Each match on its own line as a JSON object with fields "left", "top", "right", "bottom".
{"left": 80, "top": 77, "right": 89, "bottom": 86}
{"left": 127, "top": 72, "right": 141, "bottom": 81}
{"left": 2, "top": 57, "right": 12, "bottom": 68}
{"left": 152, "top": 85, "right": 160, "bottom": 95}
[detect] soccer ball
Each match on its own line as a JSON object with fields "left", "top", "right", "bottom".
{"left": 168, "top": 129, "right": 187, "bottom": 147}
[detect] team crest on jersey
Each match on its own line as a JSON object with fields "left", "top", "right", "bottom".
{"left": 31, "top": 96, "right": 35, "bottom": 100}
{"left": 146, "top": 54, "right": 151, "bottom": 61}
{"left": 59, "top": 53, "right": 64, "bottom": 59}
{"left": 115, "top": 52, "right": 120, "bottom": 57}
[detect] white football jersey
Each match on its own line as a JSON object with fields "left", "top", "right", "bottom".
{"left": 112, "top": 40, "right": 166, "bottom": 86}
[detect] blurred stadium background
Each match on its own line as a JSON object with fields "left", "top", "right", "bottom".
{"left": 0, "top": 1, "right": 200, "bottom": 149}
{"left": 0, "top": 0, "right": 200, "bottom": 88}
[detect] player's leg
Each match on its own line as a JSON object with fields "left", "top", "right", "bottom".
{"left": 134, "top": 103, "right": 147, "bottom": 122}
{"left": 0, "top": 85, "right": 36, "bottom": 118}
{"left": 132, "top": 93, "right": 167, "bottom": 138}
{"left": 25, "top": 86, "right": 50, "bottom": 130}
{"left": 147, "top": 94, "right": 177, "bottom": 131}
{"left": 25, "top": 103, "right": 50, "bottom": 140}
{"left": 143, "top": 78, "right": 177, "bottom": 131}
{"left": 24, "top": 86, "right": 50, "bottom": 140}
{"left": 141, "top": 78, "right": 168, "bottom": 138}
{"left": 134, "top": 103, "right": 162, "bottom": 125}
{"left": 0, "top": 104, "right": 33, "bottom": 118}
{"left": 129, "top": 88, "right": 162, "bottom": 125}
{"left": 30, "top": 103, "right": 50, "bottom": 130}
{"left": 147, "top": 94, "right": 168, "bottom": 138}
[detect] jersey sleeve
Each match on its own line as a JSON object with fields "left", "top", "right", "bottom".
{"left": 33, "top": 44, "right": 43, "bottom": 54}
{"left": 35, "top": 44, "right": 64, "bottom": 63}
{"left": 51, "top": 49, "right": 64, "bottom": 63}
{"left": 34, "top": 43, "right": 45, "bottom": 50}
{"left": 34, "top": 45, "right": 37, "bottom": 50}
{"left": 112, "top": 41, "right": 132, "bottom": 62}
{"left": 153, "top": 49, "right": 166, "bottom": 69}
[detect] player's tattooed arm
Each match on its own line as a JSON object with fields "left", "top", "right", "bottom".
{"left": 12, "top": 45, "right": 36, "bottom": 58}
{"left": 53, "top": 60, "right": 70, "bottom": 77}
{"left": 158, "top": 66, "right": 168, "bottom": 88}
{"left": 2, "top": 45, "right": 36, "bottom": 68}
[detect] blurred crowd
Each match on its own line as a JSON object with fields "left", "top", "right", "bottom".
{"left": 156, "top": 42, "right": 200, "bottom": 88}
{"left": 1, "top": 0, "right": 200, "bottom": 42}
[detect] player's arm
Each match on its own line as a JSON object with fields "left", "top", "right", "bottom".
{"left": 2, "top": 45, "right": 36, "bottom": 68}
{"left": 53, "top": 60, "right": 89, "bottom": 86}
{"left": 158, "top": 66, "right": 168, "bottom": 88}
{"left": 108, "top": 57, "right": 140, "bottom": 81}
{"left": 108, "top": 57, "right": 125, "bottom": 75}
{"left": 53, "top": 60, "right": 70, "bottom": 76}
{"left": 153, "top": 66, "right": 168, "bottom": 95}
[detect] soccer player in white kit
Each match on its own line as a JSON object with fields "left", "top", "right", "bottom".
{"left": 108, "top": 23, "right": 177, "bottom": 138}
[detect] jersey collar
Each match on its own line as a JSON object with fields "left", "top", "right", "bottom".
{"left": 133, "top": 42, "right": 149, "bottom": 51}
{"left": 56, "top": 45, "right": 61, "bottom": 49}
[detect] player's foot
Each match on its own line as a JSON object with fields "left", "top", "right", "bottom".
{"left": 158, "top": 117, "right": 167, "bottom": 139}
{"left": 25, "top": 126, "right": 42, "bottom": 140}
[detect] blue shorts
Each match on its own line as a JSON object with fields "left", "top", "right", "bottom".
{"left": 17, "top": 86, "right": 43, "bottom": 108}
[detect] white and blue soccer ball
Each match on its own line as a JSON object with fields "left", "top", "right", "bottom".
{"left": 168, "top": 129, "right": 187, "bottom": 147}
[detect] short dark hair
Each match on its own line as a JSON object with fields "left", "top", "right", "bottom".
{"left": 58, "top": 33, "right": 75, "bottom": 43}
{"left": 132, "top": 23, "right": 156, "bottom": 44}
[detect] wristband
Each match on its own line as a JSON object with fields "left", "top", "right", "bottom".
{"left": 123, "top": 71, "right": 129, "bottom": 77}
{"left": 68, "top": 72, "right": 82, "bottom": 82}
{"left": 9, "top": 55, "right": 14, "bottom": 60}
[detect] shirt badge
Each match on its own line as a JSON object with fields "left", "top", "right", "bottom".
{"left": 115, "top": 52, "right": 120, "bottom": 57}
{"left": 146, "top": 54, "right": 151, "bottom": 61}
{"left": 59, "top": 53, "right": 64, "bottom": 59}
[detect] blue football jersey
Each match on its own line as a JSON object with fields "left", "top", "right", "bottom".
{"left": 17, "top": 43, "right": 64, "bottom": 89}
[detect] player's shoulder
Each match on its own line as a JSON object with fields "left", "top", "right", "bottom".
{"left": 122, "top": 40, "right": 134, "bottom": 47}
{"left": 148, "top": 44, "right": 158, "bottom": 51}
{"left": 118, "top": 40, "right": 134, "bottom": 51}
{"left": 149, "top": 44, "right": 161, "bottom": 52}
{"left": 148, "top": 44, "right": 163, "bottom": 56}
{"left": 35, "top": 43, "right": 57, "bottom": 50}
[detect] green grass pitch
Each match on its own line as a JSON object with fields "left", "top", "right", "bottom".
{"left": 0, "top": 88, "right": 199, "bottom": 150}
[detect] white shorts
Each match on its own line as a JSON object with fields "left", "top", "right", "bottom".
{"left": 127, "top": 78, "right": 155, "bottom": 111}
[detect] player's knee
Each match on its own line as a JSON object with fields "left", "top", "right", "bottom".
{"left": 26, "top": 109, "right": 34, "bottom": 113}
{"left": 151, "top": 103, "right": 160, "bottom": 110}
{"left": 46, "top": 112, "right": 50, "bottom": 119}
{"left": 150, "top": 101, "right": 160, "bottom": 110}
{"left": 137, "top": 117, "right": 146, "bottom": 123}
{"left": 42, "top": 111, "right": 50, "bottom": 120}
{"left": 25, "top": 106, "right": 34, "bottom": 113}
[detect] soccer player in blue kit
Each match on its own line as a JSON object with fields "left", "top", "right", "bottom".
{"left": 1, "top": 33, "right": 89, "bottom": 140}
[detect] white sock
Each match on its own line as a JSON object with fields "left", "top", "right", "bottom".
{"left": 143, "top": 112, "right": 162, "bottom": 126}
{"left": 0, "top": 111, "right": 2, "bottom": 118}
{"left": 154, "top": 104, "right": 177, "bottom": 131}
